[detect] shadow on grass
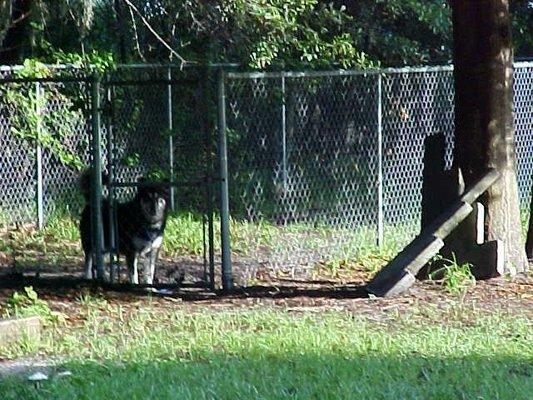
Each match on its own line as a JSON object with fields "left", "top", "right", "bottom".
{"left": 0, "top": 273, "right": 370, "bottom": 301}
{"left": 0, "top": 353, "right": 531, "bottom": 399}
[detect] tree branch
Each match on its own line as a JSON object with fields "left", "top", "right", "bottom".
{"left": 128, "top": 4, "right": 145, "bottom": 61}
{"left": 122, "top": 0, "right": 187, "bottom": 64}
{"left": 0, "top": 11, "right": 31, "bottom": 39}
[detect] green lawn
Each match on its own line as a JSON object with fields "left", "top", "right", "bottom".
{"left": 0, "top": 298, "right": 531, "bottom": 400}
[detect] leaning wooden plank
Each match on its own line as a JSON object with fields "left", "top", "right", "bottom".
{"left": 421, "top": 169, "right": 498, "bottom": 239}
{"left": 365, "top": 171, "right": 498, "bottom": 298}
{"left": 368, "top": 270, "right": 417, "bottom": 298}
{"left": 446, "top": 202, "right": 485, "bottom": 247}
{"left": 365, "top": 203, "right": 472, "bottom": 297}
{"left": 431, "top": 202, "right": 474, "bottom": 239}
{"left": 419, "top": 202, "right": 485, "bottom": 279}
{"left": 458, "top": 169, "right": 499, "bottom": 204}
{"left": 366, "top": 235, "right": 444, "bottom": 297}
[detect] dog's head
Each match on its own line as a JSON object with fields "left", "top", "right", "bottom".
{"left": 137, "top": 178, "right": 170, "bottom": 224}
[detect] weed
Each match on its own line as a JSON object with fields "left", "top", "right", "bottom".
{"left": 429, "top": 254, "right": 476, "bottom": 294}
{"left": 1, "top": 286, "right": 66, "bottom": 326}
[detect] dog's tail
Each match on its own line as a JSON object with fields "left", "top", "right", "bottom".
{"left": 79, "top": 168, "right": 109, "bottom": 202}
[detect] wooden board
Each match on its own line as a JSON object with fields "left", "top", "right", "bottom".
{"left": 366, "top": 170, "right": 499, "bottom": 297}
{"left": 0, "top": 316, "right": 41, "bottom": 345}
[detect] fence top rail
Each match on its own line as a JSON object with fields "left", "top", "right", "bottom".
{"left": 514, "top": 61, "right": 533, "bottom": 69}
{"left": 225, "top": 61, "right": 533, "bottom": 80}
{"left": 0, "top": 62, "right": 240, "bottom": 72}
{"left": 226, "top": 66, "right": 450, "bottom": 80}
{"left": 0, "top": 76, "right": 93, "bottom": 84}
{"left": 0, "top": 60, "right": 530, "bottom": 79}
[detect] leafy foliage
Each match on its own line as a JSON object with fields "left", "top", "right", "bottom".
{"left": 0, "top": 60, "right": 85, "bottom": 169}
{"left": 1, "top": 1, "right": 530, "bottom": 68}
{"left": 224, "top": 0, "right": 376, "bottom": 68}
{"left": 1, "top": 286, "right": 66, "bottom": 325}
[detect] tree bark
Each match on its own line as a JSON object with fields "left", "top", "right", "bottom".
{"left": 526, "top": 188, "right": 533, "bottom": 260}
{"left": 451, "top": 0, "right": 528, "bottom": 274}
{"left": 113, "top": 0, "right": 128, "bottom": 62}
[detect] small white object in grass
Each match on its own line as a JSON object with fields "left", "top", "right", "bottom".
{"left": 28, "top": 372, "right": 48, "bottom": 381}
{"left": 55, "top": 371, "right": 72, "bottom": 378}
{"left": 155, "top": 288, "right": 174, "bottom": 295}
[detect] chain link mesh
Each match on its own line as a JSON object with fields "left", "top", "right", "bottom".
{"left": 41, "top": 80, "right": 92, "bottom": 217}
{"left": 226, "top": 73, "right": 381, "bottom": 281}
{"left": 514, "top": 64, "right": 533, "bottom": 203}
{"left": 381, "top": 69, "right": 455, "bottom": 228}
{"left": 225, "top": 65, "right": 533, "bottom": 281}
{"left": 0, "top": 64, "right": 531, "bottom": 284}
{"left": 0, "top": 80, "right": 36, "bottom": 225}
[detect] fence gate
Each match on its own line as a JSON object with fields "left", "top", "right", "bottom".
{"left": 95, "top": 66, "right": 218, "bottom": 289}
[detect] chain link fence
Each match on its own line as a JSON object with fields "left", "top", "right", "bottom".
{"left": 0, "top": 63, "right": 531, "bottom": 285}
{"left": 224, "top": 63, "right": 533, "bottom": 281}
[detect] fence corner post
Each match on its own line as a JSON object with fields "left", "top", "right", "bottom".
{"left": 217, "top": 68, "right": 233, "bottom": 291}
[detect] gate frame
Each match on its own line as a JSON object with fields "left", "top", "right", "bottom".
{"left": 91, "top": 65, "right": 236, "bottom": 290}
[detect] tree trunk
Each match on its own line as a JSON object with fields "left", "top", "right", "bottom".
{"left": 451, "top": 0, "right": 528, "bottom": 274}
{"left": 113, "top": 0, "right": 128, "bottom": 62}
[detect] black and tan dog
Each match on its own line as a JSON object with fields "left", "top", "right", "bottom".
{"left": 79, "top": 170, "right": 169, "bottom": 284}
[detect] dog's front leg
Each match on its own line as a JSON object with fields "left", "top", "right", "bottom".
{"left": 146, "top": 248, "right": 160, "bottom": 285}
{"left": 83, "top": 253, "right": 93, "bottom": 279}
{"left": 126, "top": 253, "right": 140, "bottom": 284}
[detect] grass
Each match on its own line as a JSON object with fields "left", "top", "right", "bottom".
{"left": 0, "top": 286, "right": 66, "bottom": 326}
{"left": 429, "top": 255, "right": 477, "bottom": 295}
{"left": 0, "top": 295, "right": 531, "bottom": 399}
{"left": 0, "top": 205, "right": 528, "bottom": 280}
{"left": 1, "top": 208, "right": 412, "bottom": 276}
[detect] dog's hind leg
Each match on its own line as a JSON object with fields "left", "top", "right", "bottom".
{"left": 84, "top": 253, "right": 93, "bottom": 279}
{"left": 110, "top": 255, "right": 120, "bottom": 283}
{"left": 126, "top": 253, "right": 139, "bottom": 284}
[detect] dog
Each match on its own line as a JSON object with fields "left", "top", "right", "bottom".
{"left": 79, "top": 169, "right": 169, "bottom": 284}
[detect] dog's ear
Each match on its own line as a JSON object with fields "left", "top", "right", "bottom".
{"left": 157, "top": 180, "right": 171, "bottom": 198}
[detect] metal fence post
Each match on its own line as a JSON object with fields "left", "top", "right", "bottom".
{"left": 217, "top": 69, "right": 233, "bottom": 291}
{"left": 167, "top": 66, "right": 175, "bottom": 210}
{"left": 106, "top": 83, "right": 117, "bottom": 283}
{"left": 201, "top": 67, "right": 216, "bottom": 290}
{"left": 91, "top": 75, "right": 105, "bottom": 281}
{"left": 377, "top": 74, "right": 384, "bottom": 248}
{"left": 281, "top": 75, "right": 288, "bottom": 191}
{"left": 35, "top": 83, "right": 44, "bottom": 230}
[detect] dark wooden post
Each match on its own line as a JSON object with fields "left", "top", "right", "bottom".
{"left": 526, "top": 188, "right": 533, "bottom": 260}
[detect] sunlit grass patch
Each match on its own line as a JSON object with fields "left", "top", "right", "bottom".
{"left": 0, "top": 300, "right": 531, "bottom": 400}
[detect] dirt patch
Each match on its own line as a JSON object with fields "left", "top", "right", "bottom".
{"left": 0, "top": 272, "right": 531, "bottom": 326}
